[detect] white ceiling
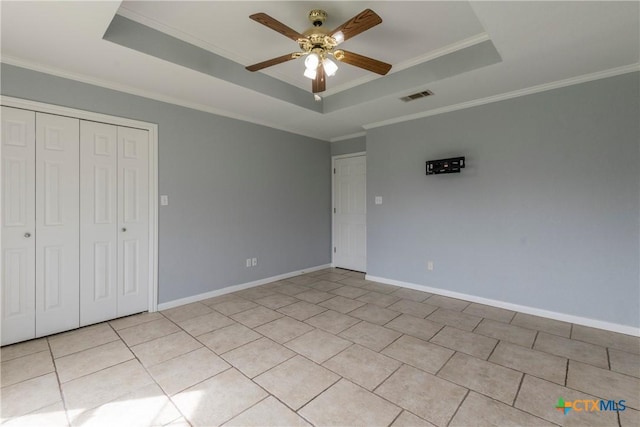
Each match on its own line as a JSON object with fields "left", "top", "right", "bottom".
{"left": 1, "top": 1, "right": 638, "bottom": 141}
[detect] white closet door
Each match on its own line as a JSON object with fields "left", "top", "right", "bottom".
{"left": 117, "top": 126, "right": 149, "bottom": 317}
{"left": 80, "top": 121, "right": 118, "bottom": 326}
{"left": 1, "top": 107, "right": 36, "bottom": 345}
{"left": 35, "top": 113, "right": 80, "bottom": 337}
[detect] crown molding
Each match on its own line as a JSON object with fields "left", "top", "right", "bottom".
{"left": 363, "top": 63, "right": 640, "bottom": 130}
{"left": 4, "top": 56, "right": 637, "bottom": 143}
{"left": 1, "top": 56, "right": 329, "bottom": 142}
{"left": 330, "top": 132, "right": 366, "bottom": 143}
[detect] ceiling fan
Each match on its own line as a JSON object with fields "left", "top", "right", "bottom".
{"left": 245, "top": 9, "right": 392, "bottom": 94}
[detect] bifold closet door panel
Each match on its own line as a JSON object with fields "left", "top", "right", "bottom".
{"left": 117, "top": 126, "right": 149, "bottom": 317}
{"left": 35, "top": 112, "right": 80, "bottom": 337}
{"left": 1, "top": 107, "right": 36, "bottom": 346}
{"left": 80, "top": 121, "right": 118, "bottom": 326}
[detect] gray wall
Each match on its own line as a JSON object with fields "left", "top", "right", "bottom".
{"left": 367, "top": 72, "right": 639, "bottom": 327}
{"left": 331, "top": 136, "right": 366, "bottom": 156}
{"left": 1, "top": 64, "right": 331, "bottom": 304}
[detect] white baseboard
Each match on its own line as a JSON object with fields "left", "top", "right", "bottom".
{"left": 366, "top": 275, "right": 640, "bottom": 337}
{"left": 157, "top": 264, "right": 331, "bottom": 311}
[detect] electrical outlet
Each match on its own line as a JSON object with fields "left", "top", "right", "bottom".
{"left": 160, "top": 195, "right": 169, "bottom": 206}
{"left": 246, "top": 258, "right": 251, "bottom": 268}
{"left": 427, "top": 260, "right": 434, "bottom": 271}
{"left": 252, "top": 258, "right": 257, "bottom": 266}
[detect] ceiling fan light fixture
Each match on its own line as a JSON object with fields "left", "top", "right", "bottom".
{"left": 304, "top": 53, "right": 319, "bottom": 70}
{"left": 323, "top": 57, "right": 338, "bottom": 76}
{"left": 303, "top": 67, "right": 317, "bottom": 79}
{"left": 246, "top": 9, "right": 391, "bottom": 93}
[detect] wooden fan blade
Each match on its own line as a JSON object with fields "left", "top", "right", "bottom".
{"left": 250, "top": 13, "right": 306, "bottom": 42}
{"left": 312, "top": 64, "right": 326, "bottom": 93}
{"left": 246, "top": 53, "right": 298, "bottom": 72}
{"left": 338, "top": 50, "right": 392, "bottom": 75}
{"left": 330, "top": 9, "right": 382, "bottom": 42}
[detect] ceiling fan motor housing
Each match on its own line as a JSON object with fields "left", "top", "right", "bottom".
{"left": 308, "top": 9, "right": 327, "bottom": 26}
{"left": 300, "top": 11, "right": 338, "bottom": 60}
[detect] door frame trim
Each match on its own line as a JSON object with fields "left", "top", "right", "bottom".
{"left": 331, "top": 151, "right": 366, "bottom": 271}
{"left": 1, "top": 95, "right": 160, "bottom": 313}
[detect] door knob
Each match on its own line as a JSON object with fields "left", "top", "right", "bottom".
{"left": 122, "top": 228, "right": 127, "bottom": 232}
{"left": 24, "top": 232, "right": 31, "bottom": 238}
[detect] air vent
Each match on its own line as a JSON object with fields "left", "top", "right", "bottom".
{"left": 400, "top": 90, "right": 433, "bottom": 102}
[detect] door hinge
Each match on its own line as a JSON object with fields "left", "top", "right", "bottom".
{"left": 333, "top": 208, "right": 336, "bottom": 213}
{"left": 334, "top": 247, "right": 336, "bottom": 253}
{"left": 333, "top": 168, "right": 336, "bottom": 174}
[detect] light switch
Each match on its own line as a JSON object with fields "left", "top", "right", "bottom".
{"left": 160, "top": 195, "right": 169, "bottom": 206}
{"left": 375, "top": 196, "right": 382, "bottom": 205}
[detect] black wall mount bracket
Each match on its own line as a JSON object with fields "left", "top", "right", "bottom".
{"left": 426, "top": 156, "right": 465, "bottom": 175}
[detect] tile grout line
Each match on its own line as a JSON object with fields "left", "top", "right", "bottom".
{"left": 569, "top": 322, "right": 574, "bottom": 339}
{"left": 432, "top": 351, "right": 534, "bottom": 410}
{"left": 212, "top": 330, "right": 265, "bottom": 356}
{"left": 558, "top": 364, "right": 640, "bottom": 400}
{"left": 386, "top": 410, "right": 403, "bottom": 427}
{"left": 314, "top": 374, "right": 405, "bottom": 421}
{"left": 0, "top": 348, "right": 52, "bottom": 387}
{"left": 399, "top": 408, "right": 435, "bottom": 426}
{"left": 371, "top": 362, "right": 404, "bottom": 395}
{"left": 568, "top": 336, "right": 640, "bottom": 354}
{"left": 511, "top": 371, "right": 527, "bottom": 407}
{"left": 531, "top": 340, "right": 635, "bottom": 379}
{"left": 531, "top": 330, "right": 540, "bottom": 349}
{"left": 471, "top": 317, "right": 484, "bottom": 333}
{"left": 50, "top": 335, "right": 123, "bottom": 358}
{"left": 126, "top": 329, "right": 190, "bottom": 355}
{"left": 247, "top": 352, "right": 342, "bottom": 425}
{"left": 109, "top": 311, "right": 163, "bottom": 332}
{"left": 219, "top": 336, "right": 299, "bottom": 377}
{"left": 47, "top": 332, "right": 121, "bottom": 360}
{"left": 286, "top": 357, "right": 343, "bottom": 419}
{"left": 168, "top": 365, "right": 235, "bottom": 401}
{"left": 113, "top": 313, "right": 180, "bottom": 347}
{"left": 485, "top": 336, "right": 501, "bottom": 361}
{"left": 215, "top": 393, "right": 272, "bottom": 426}
{"left": 462, "top": 382, "right": 561, "bottom": 427}
{"left": 481, "top": 319, "right": 506, "bottom": 359}
{"left": 434, "top": 349, "right": 458, "bottom": 377}
{"left": 47, "top": 337, "right": 72, "bottom": 427}
{"left": 52, "top": 341, "right": 136, "bottom": 384}
{"left": 445, "top": 388, "right": 470, "bottom": 427}
{"left": 377, "top": 333, "right": 406, "bottom": 354}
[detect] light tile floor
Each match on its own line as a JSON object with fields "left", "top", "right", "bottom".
{"left": 2, "top": 268, "right": 639, "bottom": 426}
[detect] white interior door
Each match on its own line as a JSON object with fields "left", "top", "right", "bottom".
{"left": 333, "top": 155, "right": 367, "bottom": 272}
{"left": 1, "top": 107, "right": 36, "bottom": 345}
{"left": 35, "top": 112, "right": 80, "bottom": 337}
{"left": 117, "top": 126, "right": 149, "bottom": 317}
{"left": 80, "top": 121, "right": 118, "bottom": 326}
